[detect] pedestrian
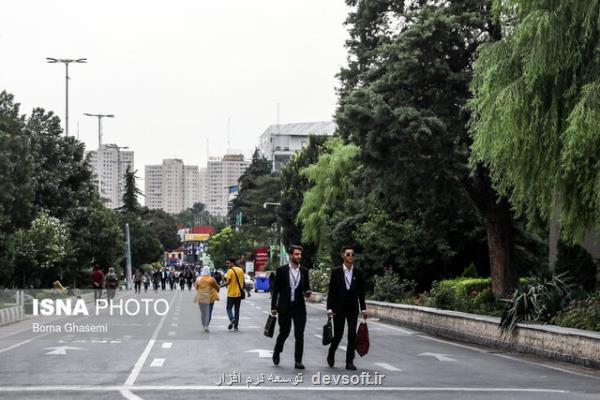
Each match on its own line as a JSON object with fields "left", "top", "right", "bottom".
{"left": 91, "top": 265, "right": 104, "bottom": 302}
{"left": 193, "top": 266, "right": 220, "bottom": 332}
{"left": 268, "top": 271, "right": 276, "bottom": 299}
{"left": 326, "top": 245, "right": 367, "bottom": 371}
{"left": 271, "top": 245, "right": 311, "bottom": 369}
{"left": 160, "top": 267, "right": 167, "bottom": 291}
{"left": 133, "top": 268, "right": 142, "bottom": 294}
{"left": 223, "top": 257, "right": 244, "bottom": 331}
{"left": 142, "top": 272, "right": 150, "bottom": 293}
{"left": 152, "top": 269, "right": 161, "bottom": 292}
{"left": 186, "top": 267, "right": 194, "bottom": 291}
{"left": 105, "top": 267, "right": 118, "bottom": 301}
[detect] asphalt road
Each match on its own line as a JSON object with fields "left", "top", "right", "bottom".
{"left": 0, "top": 288, "right": 599, "bottom": 400}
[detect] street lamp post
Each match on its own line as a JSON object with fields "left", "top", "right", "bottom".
{"left": 84, "top": 113, "right": 115, "bottom": 202}
{"left": 46, "top": 57, "right": 87, "bottom": 137}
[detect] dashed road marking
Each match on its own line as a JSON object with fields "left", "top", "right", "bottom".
{"left": 375, "top": 362, "right": 402, "bottom": 371}
{"left": 161, "top": 342, "right": 172, "bottom": 349}
{"left": 150, "top": 358, "right": 165, "bottom": 367}
{"left": 168, "top": 331, "right": 176, "bottom": 336}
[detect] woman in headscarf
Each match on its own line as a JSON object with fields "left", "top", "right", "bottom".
{"left": 193, "top": 266, "right": 220, "bottom": 332}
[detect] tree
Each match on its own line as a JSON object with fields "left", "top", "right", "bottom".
{"left": 120, "top": 167, "right": 142, "bottom": 213}
{"left": 228, "top": 150, "right": 281, "bottom": 227}
{"left": 469, "top": 0, "right": 600, "bottom": 242}
{"left": 297, "top": 138, "right": 362, "bottom": 260}
{"left": 8, "top": 210, "right": 69, "bottom": 287}
{"left": 207, "top": 226, "right": 253, "bottom": 268}
{"left": 279, "top": 135, "right": 328, "bottom": 268}
{"left": 336, "top": 0, "right": 519, "bottom": 296}
{"left": 144, "top": 208, "right": 182, "bottom": 252}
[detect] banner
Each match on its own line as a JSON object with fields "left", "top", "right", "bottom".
{"left": 254, "top": 247, "right": 269, "bottom": 271}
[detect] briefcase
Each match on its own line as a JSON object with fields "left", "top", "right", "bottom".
{"left": 322, "top": 317, "right": 333, "bottom": 345}
{"left": 355, "top": 322, "right": 369, "bottom": 357}
{"left": 264, "top": 314, "right": 277, "bottom": 338}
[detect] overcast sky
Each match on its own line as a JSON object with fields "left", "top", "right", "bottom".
{"left": 0, "top": 0, "right": 350, "bottom": 182}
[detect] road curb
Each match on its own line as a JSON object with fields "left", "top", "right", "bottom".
{"left": 366, "top": 300, "right": 600, "bottom": 369}
{"left": 0, "top": 305, "right": 25, "bottom": 327}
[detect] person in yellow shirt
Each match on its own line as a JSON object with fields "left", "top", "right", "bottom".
{"left": 223, "top": 258, "right": 245, "bottom": 331}
{"left": 193, "top": 266, "right": 220, "bottom": 332}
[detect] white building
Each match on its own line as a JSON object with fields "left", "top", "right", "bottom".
{"left": 206, "top": 154, "right": 251, "bottom": 217}
{"left": 258, "top": 121, "right": 336, "bottom": 172}
{"left": 145, "top": 159, "right": 204, "bottom": 214}
{"left": 87, "top": 144, "right": 134, "bottom": 209}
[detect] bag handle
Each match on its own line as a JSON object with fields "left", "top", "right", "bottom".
{"left": 232, "top": 267, "right": 244, "bottom": 294}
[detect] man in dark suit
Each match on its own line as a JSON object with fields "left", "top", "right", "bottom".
{"left": 326, "top": 245, "right": 367, "bottom": 370}
{"left": 271, "top": 245, "right": 311, "bottom": 369}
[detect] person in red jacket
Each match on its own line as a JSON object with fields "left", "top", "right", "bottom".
{"left": 91, "top": 265, "right": 104, "bottom": 301}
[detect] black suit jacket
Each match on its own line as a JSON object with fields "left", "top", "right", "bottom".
{"left": 326, "top": 266, "right": 366, "bottom": 316}
{"left": 271, "top": 265, "right": 311, "bottom": 316}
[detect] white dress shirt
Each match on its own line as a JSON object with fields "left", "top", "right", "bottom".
{"left": 289, "top": 264, "right": 301, "bottom": 302}
{"left": 343, "top": 264, "right": 353, "bottom": 290}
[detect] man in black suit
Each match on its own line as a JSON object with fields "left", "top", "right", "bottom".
{"left": 326, "top": 245, "right": 367, "bottom": 371}
{"left": 271, "top": 245, "right": 311, "bottom": 369}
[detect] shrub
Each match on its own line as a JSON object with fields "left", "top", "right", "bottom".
{"left": 309, "top": 263, "right": 331, "bottom": 294}
{"left": 555, "top": 241, "right": 598, "bottom": 292}
{"left": 499, "top": 269, "right": 575, "bottom": 334}
{"left": 371, "top": 270, "right": 416, "bottom": 303}
{"left": 552, "top": 291, "right": 600, "bottom": 332}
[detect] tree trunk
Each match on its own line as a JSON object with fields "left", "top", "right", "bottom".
{"left": 462, "top": 165, "right": 518, "bottom": 298}
{"left": 484, "top": 197, "right": 517, "bottom": 297}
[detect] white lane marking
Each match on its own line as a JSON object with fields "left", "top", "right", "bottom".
{"left": 150, "top": 358, "right": 165, "bottom": 367}
{"left": 119, "top": 389, "right": 144, "bottom": 400}
{"left": 417, "top": 335, "right": 488, "bottom": 354}
{"left": 0, "top": 385, "right": 570, "bottom": 393}
{"left": 339, "top": 346, "right": 347, "bottom": 351}
{"left": 168, "top": 331, "right": 176, "bottom": 336}
{"left": 494, "top": 353, "right": 600, "bottom": 380}
{"left": 124, "top": 291, "right": 176, "bottom": 386}
{"left": 172, "top": 317, "right": 179, "bottom": 321}
{"left": 245, "top": 349, "right": 273, "bottom": 358}
{"left": 171, "top": 323, "right": 178, "bottom": 327}
{"left": 366, "top": 320, "right": 415, "bottom": 335}
{"left": 161, "top": 342, "right": 172, "bottom": 349}
{"left": 44, "top": 346, "right": 83, "bottom": 355}
{"left": 419, "top": 352, "right": 457, "bottom": 362}
{"left": 375, "top": 362, "right": 402, "bottom": 371}
{"left": 0, "top": 339, "right": 33, "bottom": 354}
{"left": 314, "top": 334, "right": 322, "bottom": 339}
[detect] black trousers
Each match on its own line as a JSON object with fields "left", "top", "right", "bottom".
{"left": 329, "top": 311, "right": 358, "bottom": 363}
{"left": 274, "top": 303, "right": 306, "bottom": 362}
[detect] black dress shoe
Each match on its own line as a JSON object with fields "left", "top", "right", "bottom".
{"left": 345, "top": 362, "right": 357, "bottom": 371}
{"left": 327, "top": 353, "right": 335, "bottom": 367}
{"left": 272, "top": 351, "right": 280, "bottom": 366}
{"left": 294, "top": 362, "right": 305, "bottom": 369}
{"left": 228, "top": 321, "right": 233, "bottom": 330}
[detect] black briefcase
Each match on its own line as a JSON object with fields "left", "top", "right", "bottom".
{"left": 322, "top": 317, "right": 333, "bottom": 345}
{"left": 264, "top": 314, "right": 277, "bottom": 338}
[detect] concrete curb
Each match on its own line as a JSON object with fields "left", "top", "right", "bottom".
{"left": 366, "top": 300, "right": 600, "bottom": 369}
{"left": 0, "top": 305, "right": 25, "bottom": 327}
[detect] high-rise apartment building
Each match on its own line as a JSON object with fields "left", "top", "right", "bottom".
{"left": 206, "top": 154, "right": 251, "bottom": 216}
{"left": 145, "top": 159, "right": 204, "bottom": 214}
{"left": 87, "top": 144, "right": 134, "bottom": 209}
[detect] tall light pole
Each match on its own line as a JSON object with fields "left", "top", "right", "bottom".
{"left": 84, "top": 113, "right": 115, "bottom": 202}
{"left": 46, "top": 57, "right": 87, "bottom": 137}
{"left": 83, "top": 112, "right": 115, "bottom": 148}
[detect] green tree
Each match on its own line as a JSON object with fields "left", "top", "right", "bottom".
{"left": 145, "top": 208, "right": 182, "bottom": 252}
{"left": 336, "top": 0, "right": 519, "bottom": 296}
{"left": 207, "top": 226, "right": 253, "bottom": 268}
{"left": 469, "top": 0, "right": 600, "bottom": 241}
{"left": 120, "top": 167, "right": 142, "bottom": 214}
{"left": 8, "top": 210, "right": 69, "bottom": 287}
{"left": 279, "top": 135, "right": 328, "bottom": 268}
